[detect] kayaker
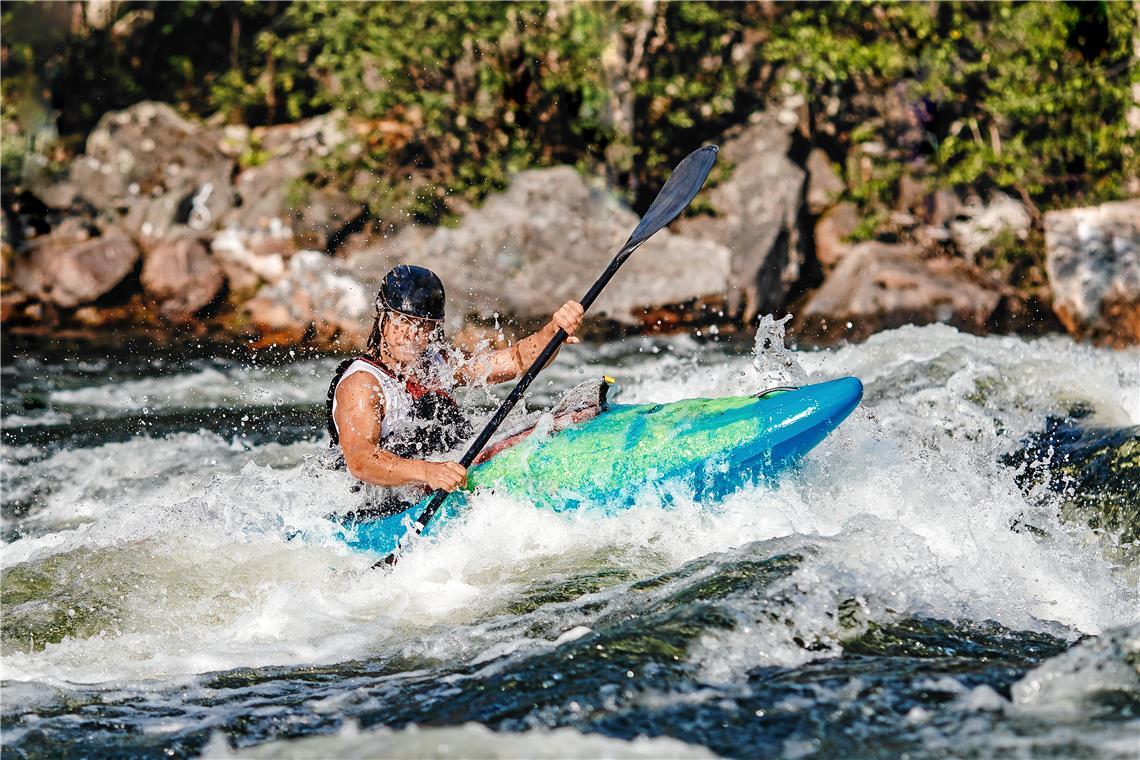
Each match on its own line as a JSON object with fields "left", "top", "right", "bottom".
{"left": 325, "top": 264, "right": 584, "bottom": 499}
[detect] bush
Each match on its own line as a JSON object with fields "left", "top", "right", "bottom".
{"left": 3, "top": 1, "right": 1135, "bottom": 223}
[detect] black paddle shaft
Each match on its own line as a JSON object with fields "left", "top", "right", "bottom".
{"left": 378, "top": 145, "right": 718, "bottom": 567}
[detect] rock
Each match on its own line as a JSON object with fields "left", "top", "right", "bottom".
{"left": 35, "top": 181, "right": 81, "bottom": 211}
{"left": 223, "top": 112, "right": 353, "bottom": 254}
{"left": 347, "top": 166, "right": 732, "bottom": 329}
{"left": 929, "top": 188, "right": 962, "bottom": 228}
{"left": 211, "top": 227, "right": 288, "bottom": 288}
{"left": 675, "top": 112, "right": 807, "bottom": 321}
{"left": 11, "top": 227, "right": 140, "bottom": 308}
{"left": 1, "top": 290, "right": 28, "bottom": 322}
{"left": 917, "top": 224, "right": 953, "bottom": 248}
{"left": 805, "top": 148, "right": 844, "bottom": 214}
{"left": 45, "top": 217, "right": 97, "bottom": 247}
{"left": 290, "top": 187, "right": 363, "bottom": 253}
{"left": 256, "top": 112, "right": 346, "bottom": 160}
{"left": 950, "top": 193, "right": 1031, "bottom": 260}
{"left": 813, "top": 202, "right": 860, "bottom": 269}
{"left": 896, "top": 173, "right": 927, "bottom": 216}
{"left": 794, "top": 242, "right": 1006, "bottom": 344}
{"left": 1, "top": 212, "right": 14, "bottom": 281}
{"left": 218, "top": 124, "right": 251, "bottom": 160}
{"left": 1004, "top": 416, "right": 1140, "bottom": 557}
{"left": 1045, "top": 198, "right": 1140, "bottom": 346}
{"left": 217, "top": 261, "right": 261, "bottom": 298}
{"left": 139, "top": 232, "right": 225, "bottom": 320}
{"left": 68, "top": 102, "right": 235, "bottom": 239}
{"left": 245, "top": 251, "right": 372, "bottom": 347}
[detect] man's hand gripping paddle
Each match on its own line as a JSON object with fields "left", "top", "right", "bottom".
{"left": 377, "top": 145, "right": 719, "bottom": 568}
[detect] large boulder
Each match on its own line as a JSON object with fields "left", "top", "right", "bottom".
{"left": 222, "top": 112, "right": 358, "bottom": 255}
{"left": 347, "top": 166, "right": 732, "bottom": 329}
{"left": 674, "top": 111, "right": 807, "bottom": 322}
{"left": 10, "top": 227, "right": 140, "bottom": 308}
{"left": 794, "top": 242, "right": 1007, "bottom": 344}
{"left": 139, "top": 232, "right": 225, "bottom": 321}
{"left": 245, "top": 251, "right": 372, "bottom": 347}
{"left": 1045, "top": 199, "right": 1140, "bottom": 346}
{"left": 68, "top": 102, "right": 235, "bottom": 239}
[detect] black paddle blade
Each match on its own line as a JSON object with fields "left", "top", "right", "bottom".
{"left": 623, "top": 145, "right": 718, "bottom": 255}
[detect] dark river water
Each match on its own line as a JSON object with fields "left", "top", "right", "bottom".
{"left": 2, "top": 323, "right": 1138, "bottom": 758}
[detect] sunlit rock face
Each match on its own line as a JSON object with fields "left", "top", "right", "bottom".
{"left": 794, "top": 242, "right": 1007, "bottom": 344}
{"left": 10, "top": 225, "right": 139, "bottom": 308}
{"left": 139, "top": 232, "right": 225, "bottom": 321}
{"left": 1045, "top": 198, "right": 1140, "bottom": 347}
{"left": 69, "top": 101, "right": 237, "bottom": 241}
{"left": 674, "top": 110, "right": 807, "bottom": 322}
{"left": 347, "top": 165, "right": 732, "bottom": 330}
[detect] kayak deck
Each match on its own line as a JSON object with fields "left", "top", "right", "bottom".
{"left": 336, "top": 376, "right": 863, "bottom": 557}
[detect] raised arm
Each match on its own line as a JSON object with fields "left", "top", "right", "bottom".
{"left": 457, "top": 300, "right": 585, "bottom": 386}
{"left": 334, "top": 372, "right": 466, "bottom": 491}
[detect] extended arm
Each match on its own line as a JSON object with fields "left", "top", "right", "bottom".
{"left": 457, "top": 301, "right": 585, "bottom": 385}
{"left": 334, "top": 373, "right": 466, "bottom": 491}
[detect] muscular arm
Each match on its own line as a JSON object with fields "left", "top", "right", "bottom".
{"left": 456, "top": 301, "right": 585, "bottom": 386}
{"left": 334, "top": 373, "right": 465, "bottom": 490}
{"left": 457, "top": 322, "right": 562, "bottom": 386}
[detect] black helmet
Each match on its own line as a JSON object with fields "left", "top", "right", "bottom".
{"left": 378, "top": 265, "right": 445, "bottom": 321}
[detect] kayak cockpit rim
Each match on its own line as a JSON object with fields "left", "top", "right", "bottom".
{"left": 753, "top": 386, "right": 799, "bottom": 399}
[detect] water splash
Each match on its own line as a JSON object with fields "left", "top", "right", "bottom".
{"left": 2, "top": 327, "right": 1138, "bottom": 758}
{"left": 751, "top": 314, "right": 807, "bottom": 388}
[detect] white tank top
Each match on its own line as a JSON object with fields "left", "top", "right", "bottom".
{"left": 331, "top": 360, "right": 413, "bottom": 441}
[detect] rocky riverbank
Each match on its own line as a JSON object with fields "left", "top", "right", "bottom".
{"left": 2, "top": 101, "right": 1137, "bottom": 350}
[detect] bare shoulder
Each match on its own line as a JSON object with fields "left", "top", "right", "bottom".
{"left": 335, "top": 371, "right": 386, "bottom": 411}
{"left": 334, "top": 370, "right": 385, "bottom": 447}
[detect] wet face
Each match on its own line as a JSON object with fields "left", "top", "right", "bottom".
{"left": 380, "top": 310, "right": 439, "bottom": 368}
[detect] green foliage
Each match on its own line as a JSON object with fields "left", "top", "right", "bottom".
{"left": 2, "top": 0, "right": 1136, "bottom": 225}
{"left": 761, "top": 1, "right": 1137, "bottom": 210}
{"left": 1, "top": 2, "right": 281, "bottom": 135}
{"left": 616, "top": 2, "right": 768, "bottom": 205}
{"left": 219, "top": 2, "right": 619, "bottom": 221}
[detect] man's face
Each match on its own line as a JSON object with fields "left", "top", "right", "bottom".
{"left": 381, "top": 310, "right": 438, "bottom": 365}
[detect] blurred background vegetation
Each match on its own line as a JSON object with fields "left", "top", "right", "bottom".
{"left": 3, "top": 0, "right": 1137, "bottom": 225}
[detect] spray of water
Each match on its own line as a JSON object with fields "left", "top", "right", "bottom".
{"left": 2, "top": 325, "right": 1136, "bottom": 714}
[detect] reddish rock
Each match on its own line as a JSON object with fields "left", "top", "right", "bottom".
{"left": 1, "top": 290, "right": 28, "bottom": 322}
{"left": 1045, "top": 198, "right": 1140, "bottom": 346}
{"left": 68, "top": 102, "right": 235, "bottom": 239}
{"left": 813, "top": 202, "right": 860, "bottom": 269}
{"left": 676, "top": 112, "right": 806, "bottom": 321}
{"left": 805, "top": 148, "right": 844, "bottom": 214}
{"left": 245, "top": 251, "right": 371, "bottom": 348}
{"left": 794, "top": 242, "right": 1006, "bottom": 344}
{"left": 140, "top": 233, "right": 225, "bottom": 320}
{"left": 11, "top": 228, "right": 140, "bottom": 308}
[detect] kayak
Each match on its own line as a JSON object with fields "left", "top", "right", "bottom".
{"left": 336, "top": 376, "right": 863, "bottom": 557}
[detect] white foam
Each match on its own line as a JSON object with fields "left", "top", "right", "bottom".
{"left": 199, "top": 721, "right": 717, "bottom": 759}
{"left": 2, "top": 325, "right": 1137, "bottom": 688}
{"left": 47, "top": 359, "right": 336, "bottom": 412}
{"left": 1012, "top": 623, "right": 1140, "bottom": 714}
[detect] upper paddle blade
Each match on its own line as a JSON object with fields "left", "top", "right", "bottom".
{"left": 623, "top": 145, "right": 718, "bottom": 254}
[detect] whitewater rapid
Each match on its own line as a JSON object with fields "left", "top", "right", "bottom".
{"left": 2, "top": 324, "right": 1137, "bottom": 757}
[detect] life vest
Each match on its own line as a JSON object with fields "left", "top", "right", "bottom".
{"left": 325, "top": 354, "right": 471, "bottom": 461}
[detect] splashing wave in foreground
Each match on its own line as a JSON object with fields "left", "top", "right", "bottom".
{"left": 2, "top": 324, "right": 1137, "bottom": 758}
